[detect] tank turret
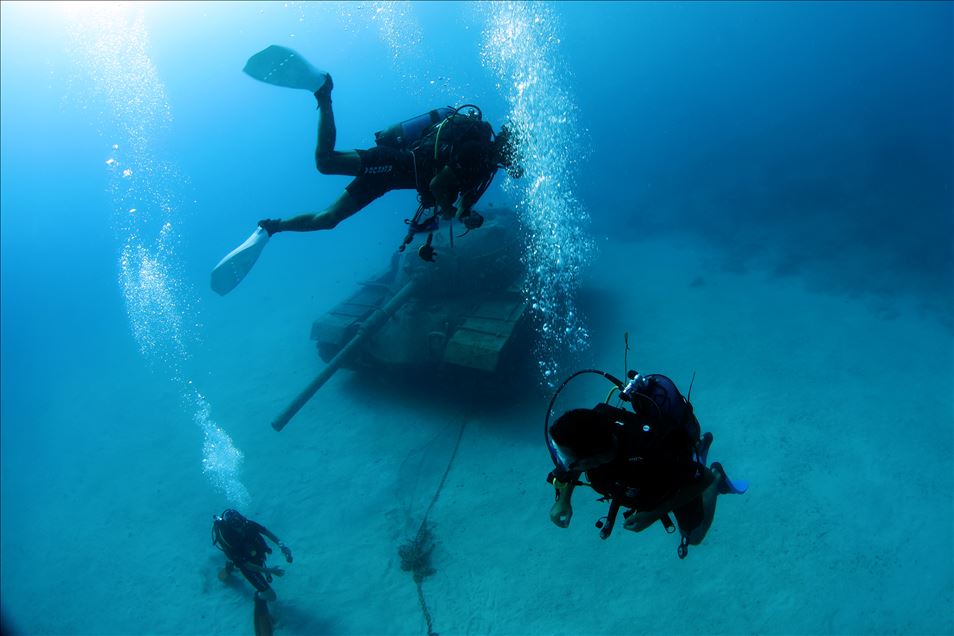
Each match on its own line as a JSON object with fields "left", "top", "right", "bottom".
{"left": 311, "top": 207, "right": 528, "bottom": 373}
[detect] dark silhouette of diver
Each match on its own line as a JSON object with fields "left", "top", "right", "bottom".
{"left": 545, "top": 368, "right": 748, "bottom": 558}
{"left": 257, "top": 75, "right": 523, "bottom": 262}
{"left": 212, "top": 509, "right": 293, "bottom": 635}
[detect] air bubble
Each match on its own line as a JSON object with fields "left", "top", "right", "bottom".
{"left": 482, "top": 2, "right": 593, "bottom": 386}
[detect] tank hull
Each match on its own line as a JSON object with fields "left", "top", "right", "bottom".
{"left": 310, "top": 208, "right": 528, "bottom": 375}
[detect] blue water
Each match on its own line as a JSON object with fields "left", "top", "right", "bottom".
{"left": 1, "top": 2, "right": 951, "bottom": 634}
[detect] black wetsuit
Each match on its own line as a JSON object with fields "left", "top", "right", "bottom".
{"left": 345, "top": 115, "right": 496, "bottom": 209}
{"left": 213, "top": 519, "right": 274, "bottom": 594}
{"left": 347, "top": 146, "right": 418, "bottom": 207}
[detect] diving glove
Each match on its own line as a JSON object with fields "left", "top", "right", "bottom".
{"left": 461, "top": 210, "right": 484, "bottom": 230}
{"left": 279, "top": 543, "right": 293, "bottom": 564}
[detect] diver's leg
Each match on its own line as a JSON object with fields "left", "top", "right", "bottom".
{"left": 239, "top": 565, "right": 276, "bottom": 602}
{"left": 625, "top": 468, "right": 716, "bottom": 534}
{"left": 684, "top": 468, "right": 722, "bottom": 545}
{"left": 314, "top": 83, "right": 361, "bottom": 175}
{"left": 272, "top": 191, "right": 365, "bottom": 232}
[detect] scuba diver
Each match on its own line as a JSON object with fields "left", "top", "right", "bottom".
{"left": 211, "top": 47, "right": 523, "bottom": 296}
{"left": 544, "top": 364, "right": 748, "bottom": 559}
{"left": 212, "top": 509, "right": 293, "bottom": 635}
{"left": 256, "top": 72, "right": 524, "bottom": 261}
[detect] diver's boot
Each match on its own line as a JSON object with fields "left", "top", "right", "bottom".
{"left": 710, "top": 462, "right": 748, "bottom": 495}
{"left": 257, "top": 218, "right": 282, "bottom": 237}
{"left": 313, "top": 74, "right": 334, "bottom": 106}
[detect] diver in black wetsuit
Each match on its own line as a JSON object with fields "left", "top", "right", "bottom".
{"left": 212, "top": 509, "right": 293, "bottom": 602}
{"left": 545, "top": 370, "right": 747, "bottom": 558}
{"left": 256, "top": 76, "right": 523, "bottom": 250}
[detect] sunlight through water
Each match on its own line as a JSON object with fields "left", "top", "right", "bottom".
{"left": 64, "top": 2, "right": 250, "bottom": 508}
{"left": 316, "top": 0, "right": 465, "bottom": 101}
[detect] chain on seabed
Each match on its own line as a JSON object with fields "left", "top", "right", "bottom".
{"left": 65, "top": 3, "right": 249, "bottom": 508}
{"left": 480, "top": 1, "right": 594, "bottom": 386}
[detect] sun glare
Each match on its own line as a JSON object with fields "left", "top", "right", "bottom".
{"left": 56, "top": 0, "right": 136, "bottom": 20}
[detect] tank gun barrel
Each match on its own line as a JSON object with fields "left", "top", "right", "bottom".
{"left": 271, "top": 280, "right": 418, "bottom": 432}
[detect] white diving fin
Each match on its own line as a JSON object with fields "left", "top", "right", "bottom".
{"left": 243, "top": 45, "right": 329, "bottom": 92}
{"left": 210, "top": 227, "right": 270, "bottom": 296}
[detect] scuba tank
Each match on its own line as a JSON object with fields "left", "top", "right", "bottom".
{"left": 374, "top": 107, "right": 456, "bottom": 150}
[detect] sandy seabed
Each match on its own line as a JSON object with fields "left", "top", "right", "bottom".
{"left": 2, "top": 233, "right": 951, "bottom": 636}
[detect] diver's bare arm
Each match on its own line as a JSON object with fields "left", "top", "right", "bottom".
{"left": 244, "top": 561, "right": 285, "bottom": 576}
{"left": 250, "top": 522, "right": 293, "bottom": 562}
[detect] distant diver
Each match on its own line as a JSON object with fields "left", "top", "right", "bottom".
{"left": 212, "top": 45, "right": 523, "bottom": 294}
{"left": 544, "top": 365, "right": 748, "bottom": 558}
{"left": 212, "top": 509, "right": 294, "bottom": 636}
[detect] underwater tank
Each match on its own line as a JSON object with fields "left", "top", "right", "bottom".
{"left": 310, "top": 206, "right": 529, "bottom": 375}
{"left": 272, "top": 206, "right": 530, "bottom": 431}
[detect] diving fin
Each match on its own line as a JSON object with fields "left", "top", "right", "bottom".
{"left": 253, "top": 597, "right": 273, "bottom": 636}
{"left": 210, "top": 227, "right": 270, "bottom": 296}
{"left": 243, "top": 45, "right": 329, "bottom": 92}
